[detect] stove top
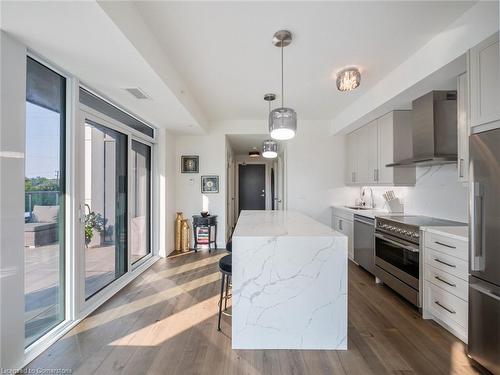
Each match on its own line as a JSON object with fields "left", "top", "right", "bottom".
{"left": 375, "top": 215, "right": 465, "bottom": 244}
{"left": 377, "top": 215, "right": 465, "bottom": 228}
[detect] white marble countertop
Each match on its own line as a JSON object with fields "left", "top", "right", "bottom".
{"left": 421, "top": 225, "right": 468, "bottom": 241}
{"left": 233, "top": 210, "right": 343, "bottom": 237}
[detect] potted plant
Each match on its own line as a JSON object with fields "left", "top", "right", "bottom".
{"left": 85, "top": 209, "right": 105, "bottom": 247}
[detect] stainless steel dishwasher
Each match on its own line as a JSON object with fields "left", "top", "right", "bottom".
{"left": 353, "top": 214, "right": 375, "bottom": 274}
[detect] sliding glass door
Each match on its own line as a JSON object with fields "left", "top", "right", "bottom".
{"left": 24, "top": 57, "right": 66, "bottom": 346}
{"left": 83, "top": 119, "right": 127, "bottom": 299}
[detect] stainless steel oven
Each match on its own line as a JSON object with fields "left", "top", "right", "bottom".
{"left": 374, "top": 232, "right": 420, "bottom": 306}
{"left": 374, "top": 217, "right": 421, "bottom": 307}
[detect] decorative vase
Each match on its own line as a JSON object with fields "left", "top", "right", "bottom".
{"left": 181, "top": 219, "right": 190, "bottom": 252}
{"left": 175, "top": 212, "right": 183, "bottom": 252}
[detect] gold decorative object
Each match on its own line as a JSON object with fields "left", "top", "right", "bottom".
{"left": 175, "top": 212, "right": 183, "bottom": 252}
{"left": 181, "top": 219, "right": 191, "bottom": 252}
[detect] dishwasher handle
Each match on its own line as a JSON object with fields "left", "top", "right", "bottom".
{"left": 354, "top": 215, "right": 374, "bottom": 226}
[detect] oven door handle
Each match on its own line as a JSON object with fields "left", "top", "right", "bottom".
{"left": 374, "top": 233, "right": 419, "bottom": 253}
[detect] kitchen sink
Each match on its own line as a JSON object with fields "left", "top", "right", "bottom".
{"left": 344, "top": 205, "right": 371, "bottom": 210}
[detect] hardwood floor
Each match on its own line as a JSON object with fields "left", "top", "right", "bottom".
{"left": 26, "top": 250, "right": 480, "bottom": 375}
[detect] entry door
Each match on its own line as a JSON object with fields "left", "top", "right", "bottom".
{"left": 238, "top": 164, "right": 265, "bottom": 212}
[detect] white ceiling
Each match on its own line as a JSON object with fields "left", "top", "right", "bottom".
{"left": 227, "top": 134, "right": 277, "bottom": 155}
{"left": 132, "top": 1, "right": 476, "bottom": 122}
{"left": 1, "top": 1, "right": 207, "bottom": 133}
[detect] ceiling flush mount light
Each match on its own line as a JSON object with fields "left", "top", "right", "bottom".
{"left": 336, "top": 67, "right": 361, "bottom": 92}
{"left": 262, "top": 139, "right": 278, "bottom": 159}
{"left": 249, "top": 148, "right": 260, "bottom": 158}
{"left": 269, "top": 30, "right": 297, "bottom": 141}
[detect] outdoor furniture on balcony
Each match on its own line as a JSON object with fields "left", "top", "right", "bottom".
{"left": 24, "top": 205, "right": 59, "bottom": 248}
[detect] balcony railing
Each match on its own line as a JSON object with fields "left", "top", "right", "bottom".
{"left": 25, "top": 191, "right": 60, "bottom": 215}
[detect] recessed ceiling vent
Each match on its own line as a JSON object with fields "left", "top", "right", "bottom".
{"left": 125, "top": 87, "right": 151, "bottom": 100}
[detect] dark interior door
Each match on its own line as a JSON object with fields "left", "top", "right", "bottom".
{"left": 239, "top": 164, "right": 265, "bottom": 213}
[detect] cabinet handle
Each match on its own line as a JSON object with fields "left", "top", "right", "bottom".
{"left": 434, "top": 241, "right": 456, "bottom": 249}
{"left": 434, "top": 276, "right": 456, "bottom": 287}
{"left": 339, "top": 219, "right": 343, "bottom": 231}
{"left": 434, "top": 258, "right": 456, "bottom": 268}
{"left": 434, "top": 300, "right": 456, "bottom": 314}
{"left": 352, "top": 172, "right": 355, "bottom": 183}
{"left": 459, "top": 158, "right": 464, "bottom": 178}
{"left": 373, "top": 169, "right": 377, "bottom": 182}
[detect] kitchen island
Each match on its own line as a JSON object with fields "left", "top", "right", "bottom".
{"left": 232, "top": 210, "right": 347, "bottom": 350}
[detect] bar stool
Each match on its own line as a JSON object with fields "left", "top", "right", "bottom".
{"left": 217, "top": 254, "right": 232, "bottom": 331}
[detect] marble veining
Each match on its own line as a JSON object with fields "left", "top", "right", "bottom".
{"left": 232, "top": 210, "right": 347, "bottom": 350}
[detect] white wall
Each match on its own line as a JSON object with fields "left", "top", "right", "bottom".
{"left": 286, "top": 120, "right": 357, "bottom": 226}
{"left": 349, "top": 164, "right": 468, "bottom": 223}
{"left": 158, "top": 128, "right": 177, "bottom": 256}
{"left": 0, "top": 31, "right": 27, "bottom": 370}
{"left": 174, "top": 132, "right": 227, "bottom": 248}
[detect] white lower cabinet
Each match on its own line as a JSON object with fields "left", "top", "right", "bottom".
{"left": 422, "top": 229, "right": 468, "bottom": 343}
{"left": 332, "top": 208, "right": 354, "bottom": 260}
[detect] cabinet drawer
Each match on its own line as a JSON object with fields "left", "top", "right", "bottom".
{"left": 425, "top": 265, "right": 468, "bottom": 301}
{"left": 424, "top": 231, "right": 468, "bottom": 261}
{"left": 424, "top": 282, "right": 468, "bottom": 330}
{"left": 333, "top": 215, "right": 351, "bottom": 232}
{"left": 425, "top": 248, "right": 468, "bottom": 281}
{"left": 332, "top": 208, "right": 354, "bottom": 222}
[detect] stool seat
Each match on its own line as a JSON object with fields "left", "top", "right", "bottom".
{"left": 219, "top": 254, "right": 232, "bottom": 274}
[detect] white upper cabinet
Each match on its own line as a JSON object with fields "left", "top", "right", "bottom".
{"left": 345, "top": 130, "right": 358, "bottom": 184}
{"left": 469, "top": 32, "right": 500, "bottom": 129}
{"left": 345, "top": 111, "right": 415, "bottom": 186}
{"left": 457, "top": 72, "right": 469, "bottom": 183}
{"left": 357, "top": 120, "right": 378, "bottom": 184}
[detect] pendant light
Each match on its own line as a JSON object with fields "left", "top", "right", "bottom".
{"left": 263, "top": 93, "right": 278, "bottom": 158}
{"left": 262, "top": 139, "right": 278, "bottom": 159}
{"left": 269, "top": 30, "right": 297, "bottom": 140}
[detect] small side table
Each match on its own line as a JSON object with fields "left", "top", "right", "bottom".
{"left": 192, "top": 215, "right": 217, "bottom": 252}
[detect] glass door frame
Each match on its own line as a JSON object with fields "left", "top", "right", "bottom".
{"left": 129, "top": 136, "right": 154, "bottom": 268}
{"left": 77, "top": 100, "right": 156, "bottom": 316}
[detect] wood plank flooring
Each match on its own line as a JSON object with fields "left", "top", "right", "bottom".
{"left": 25, "top": 250, "right": 480, "bottom": 375}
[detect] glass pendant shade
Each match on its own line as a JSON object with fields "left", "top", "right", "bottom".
{"left": 269, "top": 107, "right": 297, "bottom": 140}
{"left": 262, "top": 139, "right": 278, "bottom": 159}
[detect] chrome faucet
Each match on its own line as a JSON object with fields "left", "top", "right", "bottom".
{"left": 361, "top": 187, "right": 375, "bottom": 208}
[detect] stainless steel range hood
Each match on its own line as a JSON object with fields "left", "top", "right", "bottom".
{"left": 387, "top": 91, "right": 458, "bottom": 167}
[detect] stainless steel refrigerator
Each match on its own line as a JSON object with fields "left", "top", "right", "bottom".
{"left": 468, "top": 127, "right": 500, "bottom": 374}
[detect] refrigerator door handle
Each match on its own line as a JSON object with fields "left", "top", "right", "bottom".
{"left": 470, "top": 181, "right": 484, "bottom": 271}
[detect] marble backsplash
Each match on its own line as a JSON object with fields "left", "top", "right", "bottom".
{"left": 351, "top": 164, "right": 468, "bottom": 223}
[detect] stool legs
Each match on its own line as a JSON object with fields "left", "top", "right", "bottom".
{"left": 218, "top": 273, "right": 225, "bottom": 331}
{"left": 224, "top": 275, "right": 230, "bottom": 310}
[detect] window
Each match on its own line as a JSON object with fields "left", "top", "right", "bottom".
{"left": 24, "top": 57, "right": 66, "bottom": 346}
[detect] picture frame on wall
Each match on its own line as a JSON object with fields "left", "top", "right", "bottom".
{"left": 181, "top": 155, "right": 199, "bottom": 173}
{"left": 201, "top": 175, "right": 219, "bottom": 193}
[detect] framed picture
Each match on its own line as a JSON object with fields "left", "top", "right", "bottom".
{"left": 181, "top": 155, "right": 199, "bottom": 173}
{"left": 201, "top": 175, "right": 219, "bottom": 193}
